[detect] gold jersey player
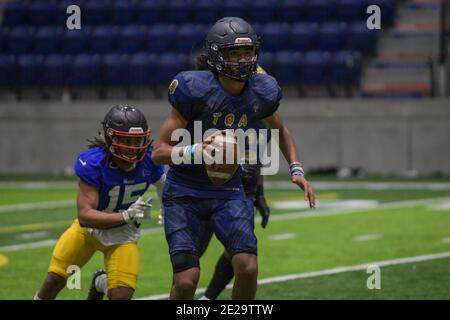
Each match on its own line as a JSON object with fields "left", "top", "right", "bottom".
{"left": 34, "top": 105, "right": 165, "bottom": 300}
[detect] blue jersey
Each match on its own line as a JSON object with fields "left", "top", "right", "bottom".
{"left": 74, "top": 146, "right": 165, "bottom": 212}
{"left": 165, "top": 70, "right": 282, "bottom": 199}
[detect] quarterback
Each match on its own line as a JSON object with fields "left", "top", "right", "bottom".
{"left": 152, "top": 17, "right": 315, "bottom": 300}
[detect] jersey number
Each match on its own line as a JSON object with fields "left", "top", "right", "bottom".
{"left": 105, "top": 183, "right": 147, "bottom": 212}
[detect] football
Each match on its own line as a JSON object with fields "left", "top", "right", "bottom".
{"left": 204, "top": 131, "right": 240, "bottom": 185}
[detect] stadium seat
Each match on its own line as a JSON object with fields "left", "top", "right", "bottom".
{"left": 221, "top": 0, "right": 251, "bottom": 21}
{"left": 156, "top": 53, "right": 190, "bottom": 85}
{"left": 335, "top": 0, "right": 366, "bottom": 22}
{"left": 248, "top": 1, "right": 278, "bottom": 24}
{"left": 174, "top": 24, "right": 207, "bottom": 53}
{"left": 91, "top": 26, "right": 119, "bottom": 53}
{"left": 27, "top": 0, "right": 58, "bottom": 26}
{"left": 146, "top": 24, "right": 176, "bottom": 53}
{"left": 83, "top": 0, "right": 111, "bottom": 26}
{"left": 305, "top": 0, "right": 338, "bottom": 23}
{"left": 117, "top": 25, "right": 147, "bottom": 54}
{"left": 128, "top": 53, "right": 159, "bottom": 85}
{"left": 273, "top": 51, "right": 302, "bottom": 84}
{"left": 0, "top": 28, "right": 10, "bottom": 54}
{"left": 278, "top": 0, "right": 307, "bottom": 23}
{"left": 346, "top": 21, "right": 378, "bottom": 56}
{"left": 17, "top": 54, "right": 44, "bottom": 86}
{"left": 289, "top": 22, "right": 320, "bottom": 52}
{"left": 6, "top": 27, "right": 35, "bottom": 55}
{"left": 260, "top": 23, "right": 291, "bottom": 53}
{"left": 61, "top": 28, "right": 91, "bottom": 54}
{"left": 136, "top": 0, "right": 165, "bottom": 25}
{"left": 192, "top": 0, "right": 220, "bottom": 24}
{"left": 330, "top": 51, "right": 362, "bottom": 84}
{"left": 101, "top": 53, "right": 129, "bottom": 85}
{"left": 318, "top": 21, "right": 348, "bottom": 52}
{"left": 300, "top": 51, "right": 331, "bottom": 84}
{"left": 165, "top": 0, "right": 194, "bottom": 24}
{"left": 2, "top": 1, "right": 27, "bottom": 26}
{"left": 41, "top": 54, "right": 71, "bottom": 86}
{"left": 110, "top": 0, "right": 138, "bottom": 26}
{"left": 0, "top": 55, "right": 15, "bottom": 86}
{"left": 33, "top": 27, "right": 63, "bottom": 54}
{"left": 68, "top": 54, "right": 101, "bottom": 85}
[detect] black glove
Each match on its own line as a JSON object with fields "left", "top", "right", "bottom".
{"left": 255, "top": 194, "right": 270, "bottom": 228}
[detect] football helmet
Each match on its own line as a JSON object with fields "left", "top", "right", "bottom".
{"left": 102, "top": 105, "right": 151, "bottom": 164}
{"left": 204, "top": 17, "right": 260, "bottom": 81}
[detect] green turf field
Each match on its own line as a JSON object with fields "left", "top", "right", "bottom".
{"left": 1, "top": 179, "right": 450, "bottom": 300}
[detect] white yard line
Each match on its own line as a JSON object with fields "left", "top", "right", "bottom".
{"left": 2, "top": 181, "right": 450, "bottom": 190}
{"left": 2, "top": 196, "right": 450, "bottom": 252}
{"left": 265, "top": 181, "right": 450, "bottom": 190}
{"left": 0, "top": 200, "right": 74, "bottom": 214}
{"left": 137, "top": 251, "right": 450, "bottom": 300}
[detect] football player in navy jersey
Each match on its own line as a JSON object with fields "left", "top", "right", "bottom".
{"left": 152, "top": 17, "right": 315, "bottom": 300}
{"left": 34, "top": 105, "right": 166, "bottom": 300}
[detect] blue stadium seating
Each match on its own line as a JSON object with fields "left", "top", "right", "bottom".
{"left": 260, "top": 23, "right": 291, "bottom": 53}
{"left": 273, "top": 51, "right": 302, "bottom": 84}
{"left": 7, "top": 27, "right": 34, "bottom": 55}
{"left": 83, "top": 0, "right": 111, "bottom": 26}
{"left": 335, "top": 0, "right": 366, "bottom": 22}
{"left": 156, "top": 53, "right": 190, "bottom": 85}
{"left": 128, "top": 53, "right": 159, "bottom": 85}
{"left": 102, "top": 53, "right": 129, "bottom": 86}
{"left": 61, "top": 28, "right": 91, "bottom": 54}
{"left": 146, "top": 24, "right": 176, "bottom": 53}
{"left": 305, "top": 0, "right": 338, "bottom": 23}
{"left": 299, "top": 51, "right": 331, "bottom": 84}
{"left": 42, "top": 54, "right": 70, "bottom": 86}
{"left": 33, "top": 27, "right": 63, "bottom": 54}
{"left": 318, "top": 21, "right": 347, "bottom": 52}
{"left": 28, "top": 0, "right": 58, "bottom": 26}
{"left": 0, "top": 0, "right": 394, "bottom": 93}
{"left": 330, "top": 51, "right": 362, "bottom": 84}
{"left": 278, "top": 0, "right": 307, "bottom": 23}
{"left": 2, "top": 1, "right": 27, "bottom": 26}
{"left": 68, "top": 54, "right": 100, "bottom": 85}
{"left": 165, "top": 0, "right": 194, "bottom": 24}
{"left": 192, "top": 0, "right": 220, "bottom": 24}
{"left": 136, "top": 0, "right": 166, "bottom": 25}
{"left": 110, "top": 0, "right": 138, "bottom": 26}
{"left": 90, "top": 26, "right": 119, "bottom": 54}
{"left": 17, "top": 54, "right": 44, "bottom": 86}
{"left": 248, "top": 1, "right": 278, "bottom": 24}
{"left": 289, "top": 22, "right": 319, "bottom": 52}
{"left": 174, "top": 24, "right": 207, "bottom": 53}
{"left": 117, "top": 25, "right": 147, "bottom": 54}
{"left": 0, "top": 55, "right": 15, "bottom": 86}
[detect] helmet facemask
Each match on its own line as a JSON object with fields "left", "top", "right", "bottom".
{"left": 206, "top": 41, "right": 260, "bottom": 81}
{"left": 104, "top": 127, "right": 152, "bottom": 164}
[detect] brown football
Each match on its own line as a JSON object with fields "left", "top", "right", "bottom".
{"left": 205, "top": 132, "right": 240, "bottom": 185}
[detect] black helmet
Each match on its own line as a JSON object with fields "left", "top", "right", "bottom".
{"left": 204, "top": 17, "right": 260, "bottom": 81}
{"left": 102, "top": 105, "right": 152, "bottom": 164}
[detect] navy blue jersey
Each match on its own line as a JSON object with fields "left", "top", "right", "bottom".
{"left": 165, "top": 70, "right": 282, "bottom": 199}
{"left": 74, "top": 146, "right": 165, "bottom": 212}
